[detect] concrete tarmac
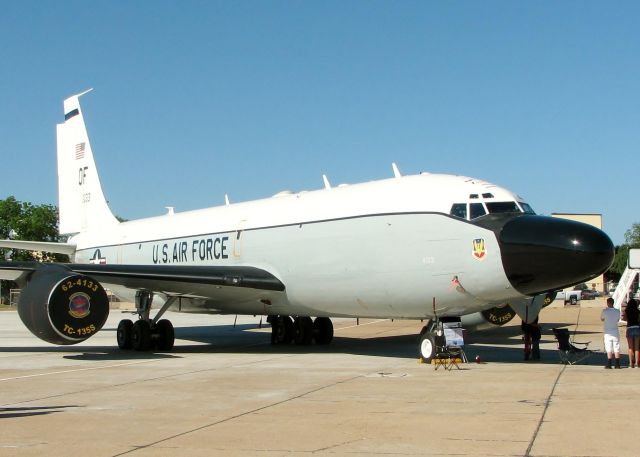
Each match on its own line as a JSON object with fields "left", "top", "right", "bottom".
{"left": 1, "top": 300, "right": 638, "bottom": 457}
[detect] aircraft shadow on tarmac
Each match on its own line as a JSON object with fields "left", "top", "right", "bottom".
{"left": 464, "top": 322, "right": 596, "bottom": 344}
{"left": 466, "top": 322, "right": 606, "bottom": 365}
{"left": 0, "top": 405, "right": 78, "bottom": 420}
{"left": 1, "top": 322, "right": 608, "bottom": 366}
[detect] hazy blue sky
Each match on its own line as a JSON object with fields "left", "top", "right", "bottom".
{"left": 1, "top": 1, "right": 638, "bottom": 244}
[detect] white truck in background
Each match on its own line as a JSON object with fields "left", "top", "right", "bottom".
{"left": 554, "top": 289, "right": 581, "bottom": 305}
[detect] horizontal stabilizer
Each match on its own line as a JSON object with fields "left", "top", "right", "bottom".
{"left": 0, "top": 240, "right": 77, "bottom": 256}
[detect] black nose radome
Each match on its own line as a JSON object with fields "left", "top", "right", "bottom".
{"left": 498, "top": 215, "right": 614, "bottom": 296}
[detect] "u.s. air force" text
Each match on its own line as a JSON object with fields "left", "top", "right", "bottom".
{"left": 152, "top": 237, "right": 229, "bottom": 264}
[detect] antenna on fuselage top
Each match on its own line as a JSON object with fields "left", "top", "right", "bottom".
{"left": 322, "top": 175, "right": 332, "bottom": 189}
{"left": 392, "top": 163, "right": 402, "bottom": 178}
{"left": 224, "top": 194, "right": 230, "bottom": 206}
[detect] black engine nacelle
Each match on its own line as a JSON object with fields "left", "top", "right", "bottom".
{"left": 18, "top": 264, "right": 109, "bottom": 345}
{"left": 460, "top": 304, "right": 516, "bottom": 331}
{"left": 461, "top": 291, "right": 557, "bottom": 332}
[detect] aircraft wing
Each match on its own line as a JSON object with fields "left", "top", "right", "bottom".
{"left": 0, "top": 262, "right": 285, "bottom": 295}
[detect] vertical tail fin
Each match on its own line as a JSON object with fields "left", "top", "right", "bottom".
{"left": 57, "top": 90, "right": 119, "bottom": 235}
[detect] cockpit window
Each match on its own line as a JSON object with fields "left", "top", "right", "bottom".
{"left": 519, "top": 202, "right": 536, "bottom": 214}
{"left": 450, "top": 203, "right": 467, "bottom": 219}
{"left": 451, "top": 200, "right": 535, "bottom": 221}
{"left": 470, "top": 203, "right": 486, "bottom": 219}
{"left": 485, "top": 201, "right": 520, "bottom": 214}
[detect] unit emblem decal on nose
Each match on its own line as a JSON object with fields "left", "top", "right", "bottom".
{"left": 472, "top": 238, "right": 486, "bottom": 260}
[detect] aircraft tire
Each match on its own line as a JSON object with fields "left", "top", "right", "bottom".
{"left": 313, "top": 317, "right": 334, "bottom": 345}
{"left": 419, "top": 332, "right": 436, "bottom": 363}
{"left": 117, "top": 319, "right": 134, "bottom": 350}
{"left": 155, "top": 319, "right": 175, "bottom": 351}
{"left": 294, "top": 316, "right": 314, "bottom": 345}
{"left": 132, "top": 320, "right": 152, "bottom": 351}
{"left": 271, "top": 315, "right": 293, "bottom": 345}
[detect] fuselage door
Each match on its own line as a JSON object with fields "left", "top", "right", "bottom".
{"left": 234, "top": 219, "right": 247, "bottom": 258}
{"left": 117, "top": 235, "right": 126, "bottom": 263}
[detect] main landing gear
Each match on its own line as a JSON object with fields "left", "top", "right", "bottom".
{"left": 117, "top": 291, "right": 176, "bottom": 351}
{"left": 268, "top": 315, "right": 334, "bottom": 346}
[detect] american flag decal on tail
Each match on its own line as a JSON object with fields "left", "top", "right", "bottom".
{"left": 75, "top": 142, "right": 85, "bottom": 160}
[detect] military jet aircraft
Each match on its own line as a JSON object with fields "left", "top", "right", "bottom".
{"left": 0, "top": 91, "right": 614, "bottom": 361}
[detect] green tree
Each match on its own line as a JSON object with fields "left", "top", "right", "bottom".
{"left": 609, "top": 222, "right": 640, "bottom": 276}
{"left": 610, "top": 245, "right": 629, "bottom": 277}
{"left": 0, "top": 196, "right": 68, "bottom": 262}
{"left": 1, "top": 196, "right": 69, "bottom": 304}
{"left": 625, "top": 223, "right": 640, "bottom": 247}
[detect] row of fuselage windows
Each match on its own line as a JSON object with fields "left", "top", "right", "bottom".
{"left": 449, "top": 201, "right": 535, "bottom": 220}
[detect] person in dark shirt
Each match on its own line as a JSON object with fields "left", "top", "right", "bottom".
{"left": 530, "top": 318, "right": 542, "bottom": 360}
{"left": 625, "top": 299, "right": 640, "bottom": 368}
{"left": 521, "top": 318, "right": 542, "bottom": 361}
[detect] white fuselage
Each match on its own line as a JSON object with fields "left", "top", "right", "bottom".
{"left": 70, "top": 173, "right": 526, "bottom": 319}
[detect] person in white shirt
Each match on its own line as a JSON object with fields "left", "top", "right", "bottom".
{"left": 601, "top": 297, "right": 621, "bottom": 369}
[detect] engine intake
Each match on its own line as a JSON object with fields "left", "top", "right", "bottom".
{"left": 18, "top": 264, "right": 109, "bottom": 345}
